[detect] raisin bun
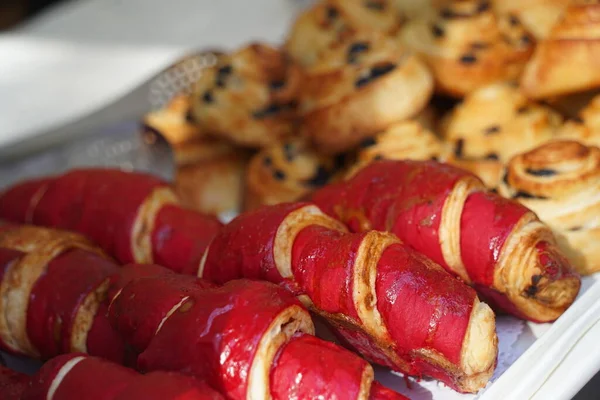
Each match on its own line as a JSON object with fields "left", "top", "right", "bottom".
{"left": 298, "top": 32, "right": 433, "bottom": 154}
{"left": 142, "top": 94, "right": 202, "bottom": 145}
{"left": 286, "top": 0, "right": 403, "bottom": 67}
{"left": 401, "top": 0, "right": 535, "bottom": 97}
{"left": 441, "top": 82, "right": 562, "bottom": 188}
{"left": 492, "top": 0, "right": 571, "bottom": 39}
{"left": 521, "top": 2, "right": 600, "bottom": 99}
{"left": 556, "top": 94, "right": 600, "bottom": 147}
{"left": 499, "top": 140, "right": 600, "bottom": 275}
{"left": 191, "top": 43, "right": 299, "bottom": 148}
{"left": 244, "top": 138, "right": 343, "bottom": 211}
{"left": 355, "top": 120, "right": 447, "bottom": 165}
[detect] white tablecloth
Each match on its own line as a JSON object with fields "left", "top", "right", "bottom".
{"left": 0, "top": 0, "right": 303, "bottom": 149}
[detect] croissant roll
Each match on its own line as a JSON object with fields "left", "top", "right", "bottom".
{"left": 440, "top": 82, "right": 562, "bottom": 188}
{"left": 401, "top": 0, "right": 535, "bottom": 97}
{"left": 311, "top": 160, "right": 581, "bottom": 322}
{"left": 201, "top": 202, "right": 497, "bottom": 393}
{"left": 0, "top": 169, "right": 223, "bottom": 274}
{"left": 521, "top": 2, "right": 600, "bottom": 98}
{"left": 499, "top": 140, "right": 600, "bottom": 275}
{"left": 0, "top": 364, "right": 29, "bottom": 400}
{"left": 22, "top": 353, "right": 224, "bottom": 400}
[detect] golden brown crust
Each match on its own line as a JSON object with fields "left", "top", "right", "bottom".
{"left": 0, "top": 226, "right": 103, "bottom": 356}
{"left": 492, "top": 0, "right": 571, "bottom": 39}
{"left": 285, "top": 0, "right": 403, "bottom": 67}
{"left": 191, "top": 43, "right": 299, "bottom": 148}
{"left": 142, "top": 95, "right": 204, "bottom": 146}
{"left": 244, "top": 138, "right": 342, "bottom": 210}
{"left": 521, "top": 3, "right": 600, "bottom": 99}
{"left": 441, "top": 82, "right": 562, "bottom": 188}
{"left": 556, "top": 93, "right": 600, "bottom": 147}
{"left": 499, "top": 140, "right": 600, "bottom": 274}
{"left": 401, "top": 0, "right": 535, "bottom": 97}
{"left": 299, "top": 33, "right": 433, "bottom": 154}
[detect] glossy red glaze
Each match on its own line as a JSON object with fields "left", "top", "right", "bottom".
{"left": 0, "top": 365, "right": 29, "bottom": 400}
{"left": 109, "top": 273, "right": 215, "bottom": 353}
{"left": 138, "top": 280, "right": 304, "bottom": 400}
{"left": 0, "top": 248, "right": 24, "bottom": 354}
{"left": 312, "top": 161, "right": 469, "bottom": 268}
{"left": 369, "top": 382, "right": 409, "bottom": 400}
{"left": 202, "top": 203, "right": 305, "bottom": 284}
{"left": 460, "top": 192, "right": 528, "bottom": 286}
{"left": 27, "top": 249, "right": 118, "bottom": 359}
{"left": 106, "top": 263, "right": 172, "bottom": 302}
{"left": 291, "top": 225, "right": 363, "bottom": 319}
{"left": 375, "top": 244, "right": 475, "bottom": 369}
{"left": 152, "top": 205, "right": 223, "bottom": 275}
{"left": 0, "top": 178, "right": 50, "bottom": 223}
{"left": 270, "top": 333, "right": 370, "bottom": 400}
{"left": 21, "top": 353, "right": 82, "bottom": 400}
{"left": 114, "top": 371, "right": 224, "bottom": 400}
{"left": 85, "top": 303, "right": 129, "bottom": 364}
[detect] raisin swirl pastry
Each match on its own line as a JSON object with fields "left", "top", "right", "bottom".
{"left": 299, "top": 32, "right": 433, "bottom": 154}
{"left": 556, "top": 93, "right": 600, "bottom": 147}
{"left": 499, "top": 140, "right": 600, "bottom": 275}
{"left": 286, "top": 0, "right": 403, "bottom": 67}
{"left": 245, "top": 138, "right": 342, "bottom": 211}
{"left": 142, "top": 95, "right": 247, "bottom": 215}
{"left": 492, "top": 0, "right": 570, "bottom": 39}
{"left": 441, "top": 83, "right": 562, "bottom": 188}
{"left": 401, "top": 0, "right": 535, "bottom": 97}
{"left": 191, "top": 43, "right": 299, "bottom": 148}
{"left": 521, "top": 2, "right": 600, "bottom": 99}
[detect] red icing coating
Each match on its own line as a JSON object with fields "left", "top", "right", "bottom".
{"left": 291, "top": 225, "right": 363, "bottom": 319}
{"left": 108, "top": 273, "right": 215, "bottom": 353}
{"left": 369, "top": 382, "right": 409, "bottom": 400}
{"left": 21, "top": 353, "right": 82, "bottom": 400}
{"left": 0, "top": 365, "right": 29, "bottom": 400}
{"left": 85, "top": 303, "right": 129, "bottom": 365}
{"left": 138, "top": 280, "right": 305, "bottom": 400}
{"left": 26, "top": 249, "right": 118, "bottom": 359}
{"left": 0, "top": 178, "right": 50, "bottom": 223}
{"left": 375, "top": 245, "right": 475, "bottom": 369}
{"left": 114, "top": 371, "right": 224, "bottom": 400}
{"left": 460, "top": 192, "right": 528, "bottom": 286}
{"left": 269, "top": 333, "right": 370, "bottom": 400}
{"left": 151, "top": 205, "right": 222, "bottom": 275}
{"left": 202, "top": 203, "right": 305, "bottom": 284}
{"left": 106, "top": 263, "right": 172, "bottom": 302}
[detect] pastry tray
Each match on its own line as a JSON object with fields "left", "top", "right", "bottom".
{"left": 1, "top": 52, "right": 599, "bottom": 400}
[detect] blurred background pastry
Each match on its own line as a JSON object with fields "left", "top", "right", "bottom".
{"left": 499, "top": 140, "right": 600, "bottom": 275}
{"left": 492, "top": 0, "right": 570, "bottom": 40}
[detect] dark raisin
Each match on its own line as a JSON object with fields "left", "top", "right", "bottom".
{"left": 202, "top": 91, "right": 214, "bottom": 103}
{"left": 263, "top": 156, "right": 272, "bottom": 167}
{"left": 440, "top": 7, "right": 454, "bottom": 18}
{"left": 334, "top": 153, "right": 347, "bottom": 169}
{"left": 215, "top": 64, "right": 233, "bottom": 88}
{"left": 215, "top": 77, "right": 226, "bottom": 88}
{"left": 431, "top": 24, "right": 445, "bottom": 38}
{"left": 490, "top": 188, "right": 498, "bottom": 194}
{"left": 253, "top": 104, "right": 282, "bottom": 119}
{"left": 326, "top": 6, "right": 338, "bottom": 20}
{"left": 454, "top": 139, "right": 464, "bottom": 158}
{"left": 484, "top": 125, "right": 501, "bottom": 135}
{"left": 485, "top": 153, "right": 499, "bottom": 160}
{"left": 360, "top": 137, "right": 377, "bottom": 148}
{"left": 573, "top": 116, "right": 584, "bottom": 123}
{"left": 283, "top": 143, "right": 295, "bottom": 161}
{"left": 218, "top": 65, "right": 233, "bottom": 75}
{"left": 532, "top": 274, "right": 542, "bottom": 285}
{"left": 513, "top": 191, "right": 548, "bottom": 200}
{"left": 525, "top": 168, "right": 557, "bottom": 177}
{"left": 509, "top": 14, "right": 520, "bottom": 26}
{"left": 521, "top": 34, "right": 532, "bottom": 45}
{"left": 305, "top": 166, "right": 331, "bottom": 187}
{"left": 502, "top": 171, "right": 509, "bottom": 185}
{"left": 517, "top": 106, "right": 529, "bottom": 114}
{"left": 569, "top": 226, "right": 583, "bottom": 232}
{"left": 347, "top": 42, "right": 370, "bottom": 64}
{"left": 365, "top": 0, "right": 385, "bottom": 11}
{"left": 269, "top": 80, "right": 285, "bottom": 90}
{"left": 370, "top": 63, "right": 396, "bottom": 79}
{"left": 460, "top": 53, "right": 477, "bottom": 64}
{"left": 373, "top": 154, "right": 384, "bottom": 160}
{"left": 477, "top": 1, "right": 490, "bottom": 13}
{"left": 430, "top": 156, "right": 439, "bottom": 161}
{"left": 184, "top": 109, "right": 196, "bottom": 124}
{"left": 525, "top": 285, "right": 538, "bottom": 297}
{"left": 273, "top": 169, "right": 286, "bottom": 181}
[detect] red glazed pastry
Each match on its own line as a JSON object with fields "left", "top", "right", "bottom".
{"left": 310, "top": 160, "right": 581, "bottom": 322}
{"left": 0, "top": 364, "right": 29, "bottom": 400}
{"left": 0, "top": 168, "right": 223, "bottom": 274}
{"left": 200, "top": 202, "right": 498, "bottom": 393}
{"left": 21, "top": 353, "right": 223, "bottom": 400}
